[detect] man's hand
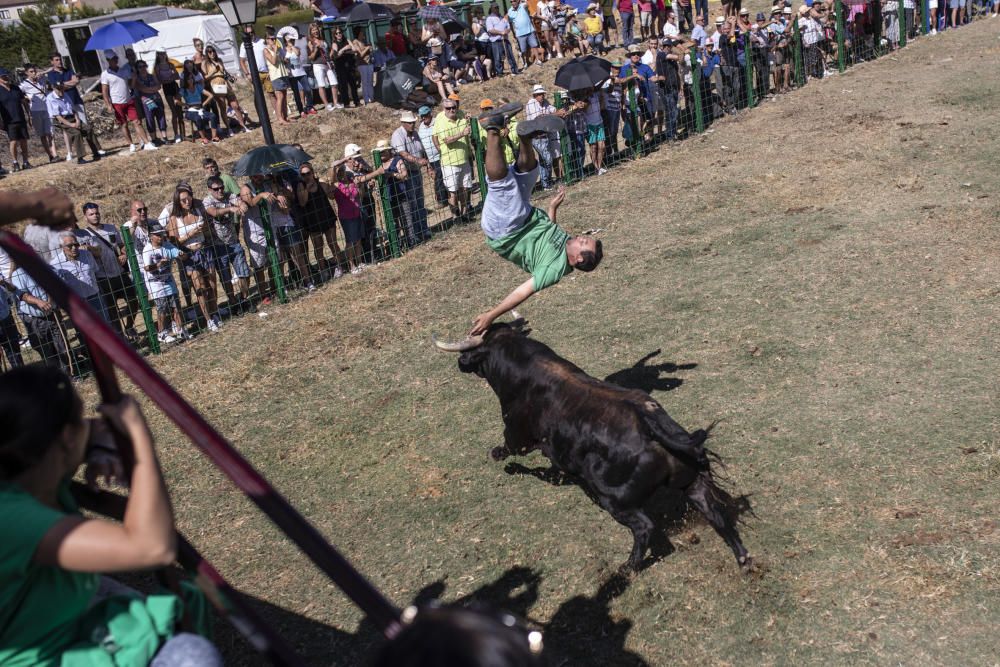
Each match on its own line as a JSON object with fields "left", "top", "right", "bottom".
{"left": 0, "top": 188, "right": 76, "bottom": 228}
{"left": 469, "top": 311, "right": 496, "bottom": 336}
{"left": 84, "top": 418, "right": 126, "bottom": 490}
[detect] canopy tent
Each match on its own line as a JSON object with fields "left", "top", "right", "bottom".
{"left": 131, "top": 14, "right": 239, "bottom": 76}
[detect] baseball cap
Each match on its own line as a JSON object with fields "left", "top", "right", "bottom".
{"left": 0, "top": 67, "right": 10, "bottom": 78}
{"left": 418, "top": 105, "right": 432, "bottom": 116}
{"left": 447, "top": 92, "right": 461, "bottom": 101}
{"left": 480, "top": 98, "right": 494, "bottom": 109}
{"left": 148, "top": 223, "right": 167, "bottom": 236}
{"left": 344, "top": 143, "right": 362, "bottom": 159}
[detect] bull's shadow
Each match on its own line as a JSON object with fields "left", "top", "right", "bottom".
{"left": 415, "top": 567, "right": 650, "bottom": 667}
{"left": 603, "top": 349, "right": 697, "bottom": 394}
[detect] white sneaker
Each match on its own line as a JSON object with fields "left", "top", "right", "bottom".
{"left": 66, "top": 153, "right": 75, "bottom": 162}
{"left": 333, "top": 266, "right": 344, "bottom": 279}
{"left": 207, "top": 317, "right": 220, "bottom": 333}
{"left": 326, "top": 103, "right": 335, "bottom": 111}
{"left": 350, "top": 265, "right": 363, "bottom": 275}
{"left": 174, "top": 136, "right": 183, "bottom": 144}
{"left": 333, "top": 103, "right": 344, "bottom": 109}
{"left": 597, "top": 167, "right": 607, "bottom": 175}
{"left": 157, "top": 331, "right": 177, "bottom": 344}
{"left": 143, "top": 143, "right": 158, "bottom": 151}
{"left": 129, "top": 144, "right": 137, "bottom": 153}
{"left": 930, "top": 28, "right": 938, "bottom": 34}
{"left": 97, "top": 149, "right": 107, "bottom": 156}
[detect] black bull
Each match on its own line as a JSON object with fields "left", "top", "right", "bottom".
{"left": 437, "top": 319, "right": 753, "bottom": 572}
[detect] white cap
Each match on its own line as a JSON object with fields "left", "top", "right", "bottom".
{"left": 344, "top": 143, "right": 362, "bottom": 159}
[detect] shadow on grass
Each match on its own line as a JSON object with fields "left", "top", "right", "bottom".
{"left": 603, "top": 349, "right": 697, "bottom": 394}
{"left": 212, "top": 565, "right": 650, "bottom": 665}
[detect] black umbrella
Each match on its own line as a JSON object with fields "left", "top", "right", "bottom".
{"left": 555, "top": 55, "right": 615, "bottom": 91}
{"left": 374, "top": 56, "right": 425, "bottom": 108}
{"left": 232, "top": 144, "right": 313, "bottom": 177}
{"left": 441, "top": 19, "right": 469, "bottom": 36}
{"left": 336, "top": 2, "right": 395, "bottom": 23}
{"left": 419, "top": 5, "right": 461, "bottom": 22}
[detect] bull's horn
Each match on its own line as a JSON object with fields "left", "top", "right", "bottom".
{"left": 432, "top": 333, "right": 484, "bottom": 352}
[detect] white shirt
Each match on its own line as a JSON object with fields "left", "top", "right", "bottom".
{"left": 100, "top": 65, "right": 132, "bottom": 104}
{"left": 239, "top": 38, "right": 268, "bottom": 73}
{"left": 662, "top": 20, "right": 679, "bottom": 38}
{"left": 641, "top": 49, "right": 656, "bottom": 66}
{"left": 51, "top": 250, "right": 100, "bottom": 299}
{"left": 709, "top": 31, "right": 722, "bottom": 51}
{"left": 19, "top": 79, "right": 49, "bottom": 112}
{"left": 525, "top": 97, "right": 555, "bottom": 119}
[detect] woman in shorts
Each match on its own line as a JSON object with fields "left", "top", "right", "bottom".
{"left": 166, "top": 184, "right": 222, "bottom": 332}
{"left": 263, "top": 28, "right": 293, "bottom": 124}
{"left": 308, "top": 22, "right": 342, "bottom": 110}
{"left": 201, "top": 44, "right": 245, "bottom": 135}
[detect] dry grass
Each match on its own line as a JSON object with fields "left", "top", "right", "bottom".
{"left": 43, "top": 16, "right": 1000, "bottom": 667}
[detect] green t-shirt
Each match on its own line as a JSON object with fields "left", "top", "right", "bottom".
{"left": 220, "top": 173, "right": 240, "bottom": 197}
{"left": 0, "top": 482, "right": 182, "bottom": 667}
{"left": 486, "top": 207, "right": 573, "bottom": 292}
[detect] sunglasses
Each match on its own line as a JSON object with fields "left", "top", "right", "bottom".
{"left": 135, "top": 207, "right": 148, "bottom": 212}
{"left": 444, "top": 105, "right": 457, "bottom": 110}
{"left": 209, "top": 185, "right": 224, "bottom": 191}
{"left": 300, "top": 171, "right": 312, "bottom": 176}
{"left": 63, "top": 242, "right": 80, "bottom": 248}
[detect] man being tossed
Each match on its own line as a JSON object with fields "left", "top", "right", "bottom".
{"left": 470, "top": 103, "right": 603, "bottom": 336}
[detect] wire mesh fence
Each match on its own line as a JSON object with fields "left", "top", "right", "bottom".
{"left": 1, "top": 0, "right": 992, "bottom": 376}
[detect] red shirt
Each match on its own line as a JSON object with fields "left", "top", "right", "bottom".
{"left": 385, "top": 31, "right": 407, "bottom": 56}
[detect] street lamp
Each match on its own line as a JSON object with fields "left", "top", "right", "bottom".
{"left": 215, "top": 0, "right": 275, "bottom": 145}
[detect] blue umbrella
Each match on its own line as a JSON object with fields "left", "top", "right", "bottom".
{"left": 85, "top": 20, "right": 159, "bottom": 51}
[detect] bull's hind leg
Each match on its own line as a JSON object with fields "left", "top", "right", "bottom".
{"left": 597, "top": 499, "right": 656, "bottom": 571}
{"left": 685, "top": 473, "right": 752, "bottom": 572}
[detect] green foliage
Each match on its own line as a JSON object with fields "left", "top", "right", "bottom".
{"left": 252, "top": 9, "right": 315, "bottom": 36}
{"left": 0, "top": 5, "right": 58, "bottom": 72}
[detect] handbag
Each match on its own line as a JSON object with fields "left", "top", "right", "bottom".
{"left": 210, "top": 82, "right": 229, "bottom": 95}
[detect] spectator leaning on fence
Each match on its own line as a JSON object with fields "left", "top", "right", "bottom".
{"left": 417, "top": 105, "right": 449, "bottom": 207}
{"left": 141, "top": 222, "right": 190, "bottom": 343}
{"left": 391, "top": 110, "right": 432, "bottom": 247}
{"left": 77, "top": 202, "right": 140, "bottom": 341}
{"left": 51, "top": 230, "right": 108, "bottom": 324}
{"left": 294, "top": 162, "right": 345, "bottom": 281}
{"left": 0, "top": 267, "right": 25, "bottom": 368}
{"left": 433, "top": 99, "right": 475, "bottom": 222}
{"left": 203, "top": 176, "right": 255, "bottom": 309}
{"left": 524, "top": 84, "right": 564, "bottom": 191}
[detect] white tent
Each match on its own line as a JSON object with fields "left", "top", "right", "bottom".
{"left": 131, "top": 15, "right": 239, "bottom": 76}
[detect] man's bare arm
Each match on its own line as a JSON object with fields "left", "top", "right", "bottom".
{"left": 469, "top": 277, "right": 536, "bottom": 336}
{"left": 0, "top": 189, "right": 76, "bottom": 228}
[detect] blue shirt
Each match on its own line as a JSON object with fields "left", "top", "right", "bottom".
{"left": 180, "top": 83, "right": 204, "bottom": 107}
{"left": 508, "top": 4, "right": 534, "bottom": 37}
{"left": 618, "top": 62, "right": 655, "bottom": 100}
{"left": 46, "top": 68, "right": 83, "bottom": 106}
{"left": 10, "top": 268, "right": 50, "bottom": 319}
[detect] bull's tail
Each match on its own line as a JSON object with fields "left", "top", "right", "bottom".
{"left": 643, "top": 409, "right": 716, "bottom": 469}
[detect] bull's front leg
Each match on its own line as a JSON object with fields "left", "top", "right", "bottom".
{"left": 492, "top": 420, "right": 539, "bottom": 461}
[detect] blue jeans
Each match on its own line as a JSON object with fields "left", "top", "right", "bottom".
{"left": 620, "top": 11, "right": 635, "bottom": 45}
{"left": 358, "top": 63, "right": 375, "bottom": 103}
{"left": 490, "top": 39, "right": 520, "bottom": 74}
{"left": 663, "top": 90, "right": 678, "bottom": 139}
{"left": 531, "top": 133, "right": 556, "bottom": 188}
{"left": 397, "top": 173, "right": 429, "bottom": 247}
{"left": 695, "top": 0, "right": 708, "bottom": 21}
{"left": 289, "top": 74, "right": 313, "bottom": 113}
{"left": 213, "top": 242, "right": 251, "bottom": 284}
{"left": 151, "top": 633, "right": 222, "bottom": 667}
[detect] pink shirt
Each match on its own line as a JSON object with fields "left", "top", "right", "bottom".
{"left": 332, "top": 181, "right": 362, "bottom": 220}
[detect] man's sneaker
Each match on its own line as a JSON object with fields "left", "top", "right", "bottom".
{"left": 129, "top": 144, "right": 137, "bottom": 153}
{"left": 157, "top": 331, "right": 177, "bottom": 344}
{"left": 97, "top": 149, "right": 107, "bottom": 156}
{"left": 21, "top": 161, "right": 32, "bottom": 170}
{"left": 207, "top": 317, "right": 220, "bottom": 333}
{"left": 142, "top": 143, "right": 158, "bottom": 151}
{"left": 479, "top": 101, "right": 524, "bottom": 131}
{"left": 11, "top": 163, "right": 20, "bottom": 172}
{"left": 517, "top": 114, "right": 566, "bottom": 137}
{"left": 306, "top": 282, "right": 317, "bottom": 292}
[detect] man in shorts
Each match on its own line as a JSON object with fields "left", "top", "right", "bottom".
{"left": 468, "top": 102, "right": 603, "bottom": 336}
{"left": 19, "top": 64, "right": 59, "bottom": 163}
{"left": 432, "top": 98, "right": 474, "bottom": 221}
{"left": 100, "top": 49, "right": 156, "bottom": 153}
{"left": 508, "top": 0, "right": 546, "bottom": 67}
{"left": 0, "top": 68, "right": 31, "bottom": 172}
{"left": 203, "top": 176, "right": 253, "bottom": 312}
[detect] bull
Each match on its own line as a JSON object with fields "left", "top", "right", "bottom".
{"left": 434, "top": 313, "right": 753, "bottom": 573}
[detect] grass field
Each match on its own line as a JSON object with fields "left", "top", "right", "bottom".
{"left": 53, "top": 18, "right": 1000, "bottom": 666}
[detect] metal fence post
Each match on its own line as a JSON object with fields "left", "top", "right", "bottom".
{"left": 470, "top": 117, "right": 488, "bottom": 202}
{"left": 743, "top": 36, "right": 755, "bottom": 109}
{"left": 792, "top": 20, "right": 805, "bottom": 87}
{"left": 835, "top": 0, "right": 847, "bottom": 73}
{"left": 371, "top": 149, "right": 402, "bottom": 258}
{"left": 898, "top": 0, "right": 907, "bottom": 47}
{"left": 256, "top": 202, "right": 288, "bottom": 303}
{"left": 120, "top": 225, "right": 160, "bottom": 354}
{"left": 552, "top": 92, "right": 572, "bottom": 184}
{"left": 689, "top": 47, "right": 705, "bottom": 134}
{"left": 921, "top": 0, "right": 930, "bottom": 34}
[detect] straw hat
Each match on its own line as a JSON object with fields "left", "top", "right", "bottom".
{"left": 399, "top": 110, "right": 419, "bottom": 123}
{"left": 373, "top": 139, "right": 392, "bottom": 153}
{"left": 531, "top": 84, "right": 547, "bottom": 95}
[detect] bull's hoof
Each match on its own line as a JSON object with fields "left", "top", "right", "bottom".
{"left": 739, "top": 555, "right": 756, "bottom": 575}
{"left": 490, "top": 446, "right": 510, "bottom": 461}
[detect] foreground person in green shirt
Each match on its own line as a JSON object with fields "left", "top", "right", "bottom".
{"left": 470, "top": 103, "right": 603, "bottom": 336}
{"left": 0, "top": 365, "right": 221, "bottom": 667}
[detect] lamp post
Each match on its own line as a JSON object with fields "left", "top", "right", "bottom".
{"left": 215, "top": 0, "right": 275, "bottom": 146}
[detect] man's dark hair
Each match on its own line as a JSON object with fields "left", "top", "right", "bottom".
{"left": 50, "top": 51, "right": 62, "bottom": 60}
{"left": 202, "top": 157, "right": 219, "bottom": 168}
{"left": 206, "top": 176, "right": 224, "bottom": 189}
{"left": 82, "top": 202, "right": 99, "bottom": 213}
{"left": 576, "top": 239, "right": 603, "bottom": 272}
{"left": 390, "top": 17, "right": 402, "bottom": 27}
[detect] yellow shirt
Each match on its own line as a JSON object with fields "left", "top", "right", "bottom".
{"left": 433, "top": 111, "right": 471, "bottom": 167}
{"left": 583, "top": 15, "right": 603, "bottom": 36}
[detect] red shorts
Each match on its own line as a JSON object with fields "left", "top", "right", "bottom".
{"left": 112, "top": 100, "right": 139, "bottom": 124}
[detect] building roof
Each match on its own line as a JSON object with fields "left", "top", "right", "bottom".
{"left": 0, "top": 0, "right": 41, "bottom": 9}
{"left": 51, "top": 5, "right": 204, "bottom": 29}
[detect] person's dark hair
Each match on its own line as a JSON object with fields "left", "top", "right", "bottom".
{"left": 50, "top": 51, "right": 62, "bottom": 60}
{"left": 82, "top": 202, "right": 99, "bottom": 213}
{"left": 170, "top": 184, "right": 202, "bottom": 219}
{"left": 0, "top": 365, "right": 80, "bottom": 480}
{"left": 390, "top": 17, "right": 402, "bottom": 27}
{"left": 206, "top": 175, "right": 224, "bottom": 190}
{"left": 576, "top": 238, "right": 603, "bottom": 272}
{"left": 202, "top": 157, "right": 219, "bottom": 168}
{"left": 265, "top": 25, "right": 277, "bottom": 39}
{"left": 371, "top": 605, "right": 543, "bottom": 667}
